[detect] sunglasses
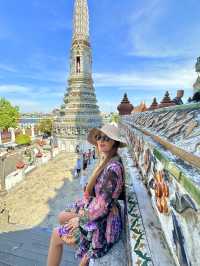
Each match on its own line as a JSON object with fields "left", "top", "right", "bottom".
{"left": 95, "top": 135, "right": 111, "bottom": 142}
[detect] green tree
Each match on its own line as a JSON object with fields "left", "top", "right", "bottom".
{"left": 0, "top": 98, "right": 20, "bottom": 130}
{"left": 15, "top": 134, "right": 31, "bottom": 145}
{"left": 38, "top": 118, "right": 53, "bottom": 135}
{"left": 110, "top": 113, "right": 120, "bottom": 124}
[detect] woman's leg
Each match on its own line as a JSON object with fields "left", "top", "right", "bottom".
{"left": 79, "top": 254, "right": 90, "bottom": 266}
{"left": 58, "top": 211, "right": 78, "bottom": 225}
{"left": 47, "top": 228, "right": 65, "bottom": 266}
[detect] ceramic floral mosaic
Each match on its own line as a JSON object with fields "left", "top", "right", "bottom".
{"left": 122, "top": 156, "right": 153, "bottom": 266}
{"left": 119, "top": 116, "right": 200, "bottom": 266}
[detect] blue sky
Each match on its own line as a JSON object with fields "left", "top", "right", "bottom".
{"left": 0, "top": 0, "right": 199, "bottom": 113}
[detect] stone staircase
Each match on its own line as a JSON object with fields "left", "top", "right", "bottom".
{"left": 0, "top": 226, "right": 78, "bottom": 266}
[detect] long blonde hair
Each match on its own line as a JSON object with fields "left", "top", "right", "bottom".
{"left": 85, "top": 143, "right": 119, "bottom": 195}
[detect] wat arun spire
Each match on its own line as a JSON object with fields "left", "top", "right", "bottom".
{"left": 54, "top": 0, "right": 102, "bottom": 151}
{"left": 73, "top": 0, "right": 89, "bottom": 41}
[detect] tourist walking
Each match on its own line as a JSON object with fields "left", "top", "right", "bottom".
{"left": 75, "top": 157, "right": 81, "bottom": 178}
{"left": 82, "top": 152, "right": 88, "bottom": 170}
{"left": 75, "top": 144, "right": 80, "bottom": 154}
{"left": 47, "top": 124, "right": 127, "bottom": 266}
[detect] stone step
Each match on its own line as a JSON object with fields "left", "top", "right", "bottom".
{"left": 89, "top": 239, "right": 126, "bottom": 266}
{"left": 0, "top": 226, "right": 78, "bottom": 266}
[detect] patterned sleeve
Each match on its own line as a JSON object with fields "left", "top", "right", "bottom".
{"left": 79, "top": 162, "right": 123, "bottom": 226}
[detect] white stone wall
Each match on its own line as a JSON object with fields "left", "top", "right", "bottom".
{"left": 57, "top": 138, "right": 92, "bottom": 153}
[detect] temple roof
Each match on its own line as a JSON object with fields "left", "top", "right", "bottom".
{"left": 159, "top": 91, "right": 175, "bottom": 108}
{"left": 149, "top": 97, "right": 158, "bottom": 110}
{"left": 73, "top": 0, "right": 89, "bottom": 41}
{"left": 132, "top": 101, "right": 147, "bottom": 113}
{"left": 117, "top": 93, "right": 134, "bottom": 115}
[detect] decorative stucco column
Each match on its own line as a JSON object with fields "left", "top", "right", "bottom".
{"left": 31, "top": 124, "right": 35, "bottom": 139}
{"left": 0, "top": 153, "right": 7, "bottom": 195}
{"left": 10, "top": 128, "right": 15, "bottom": 143}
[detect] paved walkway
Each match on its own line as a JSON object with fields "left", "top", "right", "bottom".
{"left": 1, "top": 152, "right": 94, "bottom": 230}
{"left": 0, "top": 152, "right": 96, "bottom": 266}
{"left": 0, "top": 226, "right": 78, "bottom": 266}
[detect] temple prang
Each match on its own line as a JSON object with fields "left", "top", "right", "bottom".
{"left": 54, "top": 0, "right": 102, "bottom": 151}
{"left": 193, "top": 56, "right": 200, "bottom": 98}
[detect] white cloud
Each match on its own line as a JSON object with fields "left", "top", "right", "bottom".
{"left": 94, "top": 65, "right": 196, "bottom": 89}
{"left": 21, "top": 70, "right": 67, "bottom": 84}
{"left": 0, "top": 85, "right": 31, "bottom": 94}
{"left": 127, "top": 0, "right": 166, "bottom": 57}
{"left": 0, "top": 96, "right": 46, "bottom": 112}
{"left": 99, "top": 100, "right": 119, "bottom": 113}
{"left": 128, "top": 0, "right": 200, "bottom": 58}
{"left": 7, "top": 98, "right": 58, "bottom": 113}
{"left": 12, "top": 99, "right": 40, "bottom": 108}
{"left": 131, "top": 0, "right": 162, "bottom": 24}
{"left": 0, "top": 54, "right": 68, "bottom": 84}
{"left": 0, "top": 84, "right": 65, "bottom": 99}
{"left": 20, "top": 53, "right": 68, "bottom": 83}
{"left": 0, "top": 64, "right": 18, "bottom": 73}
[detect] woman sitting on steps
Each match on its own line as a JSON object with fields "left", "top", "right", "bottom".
{"left": 47, "top": 124, "right": 127, "bottom": 266}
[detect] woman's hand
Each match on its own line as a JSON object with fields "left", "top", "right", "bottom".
{"left": 78, "top": 208, "right": 85, "bottom": 217}
{"left": 79, "top": 254, "right": 89, "bottom": 266}
{"left": 66, "top": 216, "right": 80, "bottom": 232}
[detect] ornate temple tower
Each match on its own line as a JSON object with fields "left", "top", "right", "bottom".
{"left": 54, "top": 0, "right": 102, "bottom": 151}
{"left": 193, "top": 57, "right": 200, "bottom": 94}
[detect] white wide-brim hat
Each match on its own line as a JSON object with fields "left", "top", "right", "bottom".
{"left": 87, "top": 124, "right": 127, "bottom": 148}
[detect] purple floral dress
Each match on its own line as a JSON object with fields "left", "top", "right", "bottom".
{"left": 58, "top": 156, "right": 125, "bottom": 262}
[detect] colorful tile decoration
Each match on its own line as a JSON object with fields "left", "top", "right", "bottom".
{"left": 122, "top": 155, "right": 153, "bottom": 266}
{"left": 119, "top": 108, "right": 200, "bottom": 266}
{"left": 121, "top": 103, "right": 200, "bottom": 166}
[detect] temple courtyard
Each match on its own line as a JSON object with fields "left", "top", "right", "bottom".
{"left": 1, "top": 152, "right": 85, "bottom": 230}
